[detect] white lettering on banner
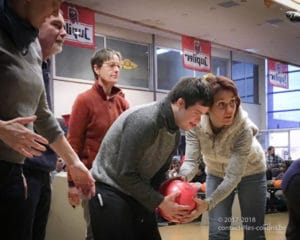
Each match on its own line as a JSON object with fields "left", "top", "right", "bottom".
{"left": 65, "top": 21, "right": 93, "bottom": 44}
{"left": 183, "top": 50, "right": 210, "bottom": 69}
{"left": 269, "top": 70, "right": 288, "bottom": 88}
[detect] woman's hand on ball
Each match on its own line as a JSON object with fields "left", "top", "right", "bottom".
{"left": 179, "top": 198, "right": 208, "bottom": 223}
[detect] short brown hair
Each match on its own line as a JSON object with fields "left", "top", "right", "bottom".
{"left": 203, "top": 73, "right": 241, "bottom": 110}
{"left": 90, "top": 48, "right": 122, "bottom": 79}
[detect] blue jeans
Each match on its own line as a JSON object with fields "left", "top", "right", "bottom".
{"left": 206, "top": 173, "right": 267, "bottom": 240}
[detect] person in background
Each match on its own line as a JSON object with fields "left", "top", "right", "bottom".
{"left": 22, "top": 11, "right": 67, "bottom": 240}
{"left": 0, "top": 1, "right": 94, "bottom": 239}
{"left": 179, "top": 74, "right": 267, "bottom": 240}
{"left": 282, "top": 159, "right": 300, "bottom": 240}
{"left": 266, "top": 146, "right": 284, "bottom": 169}
{"left": 67, "top": 48, "right": 129, "bottom": 240}
{"left": 89, "top": 76, "right": 212, "bottom": 240}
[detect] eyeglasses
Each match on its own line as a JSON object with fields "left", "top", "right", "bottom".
{"left": 103, "top": 61, "right": 122, "bottom": 70}
{"left": 215, "top": 98, "right": 237, "bottom": 110}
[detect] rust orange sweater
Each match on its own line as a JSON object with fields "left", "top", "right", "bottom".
{"left": 67, "top": 82, "right": 129, "bottom": 183}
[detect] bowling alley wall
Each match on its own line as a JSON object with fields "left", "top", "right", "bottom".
{"left": 52, "top": 15, "right": 266, "bottom": 130}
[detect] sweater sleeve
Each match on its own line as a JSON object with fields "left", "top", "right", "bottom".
{"left": 30, "top": 39, "right": 63, "bottom": 143}
{"left": 179, "top": 126, "right": 202, "bottom": 181}
{"left": 120, "top": 93, "right": 130, "bottom": 111}
{"left": 205, "top": 128, "right": 252, "bottom": 210}
{"left": 34, "top": 90, "right": 63, "bottom": 143}
{"left": 67, "top": 94, "right": 90, "bottom": 182}
{"left": 111, "top": 115, "right": 165, "bottom": 211}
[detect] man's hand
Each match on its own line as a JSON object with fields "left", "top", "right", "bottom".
{"left": 68, "top": 186, "right": 81, "bottom": 206}
{"left": 50, "top": 136, "right": 95, "bottom": 201}
{"left": 68, "top": 161, "right": 95, "bottom": 199}
{"left": 158, "top": 191, "right": 191, "bottom": 223}
{"left": 0, "top": 116, "right": 48, "bottom": 158}
{"left": 180, "top": 198, "right": 208, "bottom": 223}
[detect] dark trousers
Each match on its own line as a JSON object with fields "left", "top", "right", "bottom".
{"left": 0, "top": 161, "right": 26, "bottom": 240}
{"left": 89, "top": 183, "right": 161, "bottom": 240}
{"left": 23, "top": 168, "right": 51, "bottom": 240}
{"left": 284, "top": 174, "right": 300, "bottom": 240}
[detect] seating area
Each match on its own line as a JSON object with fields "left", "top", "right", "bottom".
{"left": 266, "top": 185, "right": 287, "bottom": 213}
{"left": 265, "top": 160, "right": 291, "bottom": 213}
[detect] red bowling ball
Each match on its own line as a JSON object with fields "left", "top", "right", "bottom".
{"left": 158, "top": 179, "right": 199, "bottom": 221}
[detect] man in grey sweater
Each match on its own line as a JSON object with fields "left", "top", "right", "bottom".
{"left": 89, "top": 76, "right": 212, "bottom": 240}
{"left": 0, "top": 1, "right": 94, "bottom": 239}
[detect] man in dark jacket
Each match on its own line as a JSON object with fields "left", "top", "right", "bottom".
{"left": 23, "top": 11, "right": 66, "bottom": 240}
{"left": 282, "top": 159, "right": 300, "bottom": 240}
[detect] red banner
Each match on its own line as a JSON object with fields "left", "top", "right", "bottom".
{"left": 268, "top": 59, "right": 289, "bottom": 89}
{"left": 61, "top": 3, "right": 95, "bottom": 49}
{"left": 182, "top": 36, "right": 211, "bottom": 72}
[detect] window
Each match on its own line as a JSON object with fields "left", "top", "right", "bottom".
{"left": 211, "top": 56, "right": 229, "bottom": 77}
{"left": 258, "top": 129, "right": 300, "bottom": 160}
{"left": 107, "top": 37, "right": 150, "bottom": 89}
{"left": 290, "top": 130, "right": 300, "bottom": 160}
{"left": 54, "top": 36, "right": 150, "bottom": 89}
{"left": 232, "top": 61, "right": 259, "bottom": 104}
{"left": 267, "top": 65, "right": 300, "bottom": 129}
{"left": 156, "top": 47, "right": 194, "bottom": 91}
{"left": 54, "top": 36, "right": 104, "bottom": 81}
{"left": 156, "top": 48, "right": 229, "bottom": 91}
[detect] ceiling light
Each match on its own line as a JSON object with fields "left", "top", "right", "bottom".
{"left": 218, "top": 1, "right": 240, "bottom": 8}
{"left": 273, "top": 0, "right": 300, "bottom": 11}
{"left": 245, "top": 48, "right": 258, "bottom": 53}
{"left": 156, "top": 49, "right": 170, "bottom": 55}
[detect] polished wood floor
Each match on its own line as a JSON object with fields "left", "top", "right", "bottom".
{"left": 159, "top": 212, "right": 288, "bottom": 240}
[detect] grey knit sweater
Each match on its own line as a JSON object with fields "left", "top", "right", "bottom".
{"left": 91, "top": 99, "right": 180, "bottom": 211}
{"left": 180, "top": 107, "right": 266, "bottom": 210}
{"left": 0, "top": 30, "right": 63, "bottom": 164}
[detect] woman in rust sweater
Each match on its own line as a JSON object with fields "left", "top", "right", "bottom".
{"left": 67, "top": 48, "right": 129, "bottom": 240}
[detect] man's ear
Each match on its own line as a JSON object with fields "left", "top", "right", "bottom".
{"left": 176, "top": 98, "right": 185, "bottom": 109}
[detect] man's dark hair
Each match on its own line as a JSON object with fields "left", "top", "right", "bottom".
{"left": 268, "top": 146, "right": 274, "bottom": 151}
{"left": 166, "top": 76, "right": 213, "bottom": 108}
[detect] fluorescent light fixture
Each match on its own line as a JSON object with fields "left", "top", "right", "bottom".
{"left": 273, "top": 0, "right": 300, "bottom": 11}
{"left": 156, "top": 48, "right": 184, "bottom": 55}
{"left": 156, "top": 49, "right": 170, "bottom": 55}
{"left": 245, "top": 48, "right": 259, "bottom": 53}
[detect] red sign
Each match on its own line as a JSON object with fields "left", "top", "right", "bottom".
{"left": 182, "top": 36, "right": 211, "bottom": 72}
{"left": 61, "top": 3, "right": 95, "bottom": 49}
{"left": 268, "top": 59, "right": 289, "bottom": 89}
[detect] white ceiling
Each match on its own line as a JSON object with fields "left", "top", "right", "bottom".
{"left": 69, "top": 0, "right": 300, "bottom": 66}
